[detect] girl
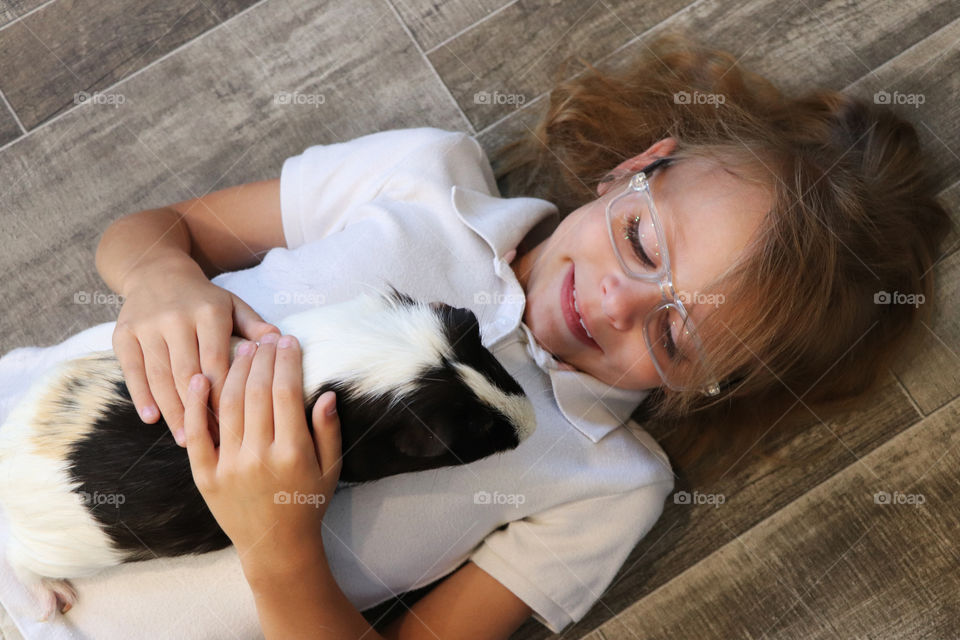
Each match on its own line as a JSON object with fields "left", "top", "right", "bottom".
{"left": 84, "top": 34, "right": 952, "bottom": 639}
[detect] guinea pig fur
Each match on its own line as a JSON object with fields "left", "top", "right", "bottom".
{"left": 0, "top": 286, "right": 536, "bottom": 620}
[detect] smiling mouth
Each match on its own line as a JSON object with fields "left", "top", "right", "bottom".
{"left": 563, "top": 264, "right": 601, "bottom": 351}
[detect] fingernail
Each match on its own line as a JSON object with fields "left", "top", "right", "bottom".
{"left": 277, "top": 335, "right": 294, "bottom": 349}
{"left": 261, "top": 333, "right": 279, "bottom": 345}
{"left": 238, "top": 341, "right": 255, "bottom": 356}
{"left": 325, "top": 393, "right": 337, "bottom": 416}
{"left": 189, "top": 374, "right": 206, "bottom": 391}
{"left": 141, "top": 406, "right": 157, "bottom": 421}
{"left": 174, "top": 428, "right": 186, "bottom": 446}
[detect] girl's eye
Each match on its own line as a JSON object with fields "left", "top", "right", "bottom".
{"left": 625, "top": 216, "right": 657, "bottom": 270}
{"left": 660, "top": 310, "right": 679, "bottom": 361}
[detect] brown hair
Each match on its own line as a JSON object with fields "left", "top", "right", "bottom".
{"left": 492, "top": 33, "right": 955, "bottom": 485}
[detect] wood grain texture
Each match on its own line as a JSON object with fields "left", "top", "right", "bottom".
{"left": 506, "top": 371, "right": 922, "bottom": 640}
{"left": 0, "top": 0, "right": 47, "bottom": 28}
{"left": 388, "top": 0, "right": 513, "bottom": 52}
{"left": 889, "top": 250, "right": 960, "bottom": 416}
{"left": 0, "top": 0, "right": 260, "bottom": 130}
{"left": 0, "top": 0, "right": 468, "bottom": 354}
{"left": 428, "top": 0, "right": 697, "bottom": 131}
{"left": 0, "top": 91, "right": 22, "bottom": 146}
{"left": 597, "top": 396, "right": 960, "bottom": 640}
{"left": 844, "top": 14, "right": 960, "bottom": 192}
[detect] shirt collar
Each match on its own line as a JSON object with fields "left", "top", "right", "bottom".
{"left": 452, "top": 185, "right": 650, "bottom": 443}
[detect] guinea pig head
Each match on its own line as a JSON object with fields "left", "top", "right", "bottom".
{"left": 298, "top": 291, "right": 537, "bottom": 484}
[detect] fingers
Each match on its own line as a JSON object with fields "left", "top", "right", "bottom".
{"left": 195, "top": 315, "right": 232, "bottom": 418}
{"left": 272, "top": 336, "right": 311, "bottom": 451}
{"left": 113, "top": 327, "right": 159, "bottom": 423}
{"left": 244, "top": 333, "right": 279, "bottom": 451}
{"left": 165, "top": 324, "right": 204, "bottom": 430}
{"left": 219, "top": 340, "right": 257, "bottom": 458}
{"left": 184, "top": 373, "right": 217, "bottom": 482}
{"left": 140, "top": 336, "right": 186, "bottom": 442}
{"left": 232, "top": 294, "right": 281, "bottom": 342}
{"left": 310, "top": 391, "right": 342, "bottom": 481}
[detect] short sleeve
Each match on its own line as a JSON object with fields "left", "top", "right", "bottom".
{"left": 279, "top": 127, "right": 485, "bottom": 249}
{"left": 469, "top": 479, "right": 674, "bottom": 634}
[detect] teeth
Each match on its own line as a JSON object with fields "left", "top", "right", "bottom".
{"left": 572, "top": 286, "right": 593, "bottom": 339}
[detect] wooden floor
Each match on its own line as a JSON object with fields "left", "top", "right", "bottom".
{"left": 1, "top": 0, "right": 958, "bottom": 638}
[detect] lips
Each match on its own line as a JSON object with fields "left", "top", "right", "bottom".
{"left": 562, "top": 263, "right": 601, "bottom": 351}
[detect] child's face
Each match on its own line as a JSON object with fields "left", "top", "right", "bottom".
{"left": 512, "top": 138, "right": 772, "bottom": 392}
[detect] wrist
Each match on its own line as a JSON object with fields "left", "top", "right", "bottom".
{"left": 241, "top": 545, "right": 330, "bottom": 591}
{"left": 119, "top": 250, "right": 206, "bottom": 297}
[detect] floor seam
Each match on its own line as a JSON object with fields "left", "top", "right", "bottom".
{"left": 381, "top": 0, "right": 476, "bottom": 135}
{"left": 0, "top": 0, "right": 272, "bottom": 154}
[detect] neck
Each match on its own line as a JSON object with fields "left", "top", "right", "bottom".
{"left": 513, "top": 217, "right": 556, "bottom": 292}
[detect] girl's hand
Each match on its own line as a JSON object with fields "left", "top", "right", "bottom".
{"left": 182, "top": 333, "right": 342, "bottom": 575}
{"left": 113, "top": 261, "right": 280, "bottom": 446}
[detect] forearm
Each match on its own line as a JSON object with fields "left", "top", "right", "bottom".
{"left": 243, "top": 550, "right": 385, "bottom": 640}
{"left": 95, "top": 207, "right": 207, "bottom": 296}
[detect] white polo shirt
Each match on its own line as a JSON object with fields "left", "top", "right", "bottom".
{"left": 0, "top": 127, "right": 675, "bottom": 639}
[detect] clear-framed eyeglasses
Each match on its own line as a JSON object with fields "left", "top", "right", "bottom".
{"left": 604, "top": 156, "right": 722, "bottom": 397}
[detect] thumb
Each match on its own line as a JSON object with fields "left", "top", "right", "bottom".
{"left": 231, "top": 294, "right": 280, "bottom": 341}
{"left": 311, "top": 391, "right": 342, "bottom": 479}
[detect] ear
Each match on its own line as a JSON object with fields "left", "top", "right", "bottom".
{"left": 598, "top": 137, "right": 678, "bottom": 197}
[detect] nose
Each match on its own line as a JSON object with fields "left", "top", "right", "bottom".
{"left": 600, "top": 272, "right": 663, "bottom": 332}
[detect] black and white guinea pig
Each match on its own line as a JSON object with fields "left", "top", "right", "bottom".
{"left": 0, "top": 285, "right": 537, "bottom": 620}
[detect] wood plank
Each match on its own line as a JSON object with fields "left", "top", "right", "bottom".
{"left": 0, "top": 91, "right": 21, "bottom": 146}
{"left": 597, "top": 395, "right": 960, "bottom": 640}
{"left": 844, "top": 14, "right": 960, "bottom": 192}
{"left": 505, "top": 370, "right": 921, "bottom": 640}
{"left": 387, "top": 0, "right": 513, "bottom": 52}
{"left": 0, "top": 0, "right": 260, "bottom": 130}
{"left": 0, "top": 0, "right": 46, "bottom": 28}
{"left": 433, "top": 0, "right": 960, "bottom": 133}
{"left": 427, "top": 0, "right": 698, "bottom": 131}
{"left": 889, "top": 249, "right": 960, "bottom": 415}
{"left": 0, "top": 0, "right": 467, "bottom": 354}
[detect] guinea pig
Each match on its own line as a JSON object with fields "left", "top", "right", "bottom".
{"left": 0, "top": 285, "right": 537, "bottom": 620}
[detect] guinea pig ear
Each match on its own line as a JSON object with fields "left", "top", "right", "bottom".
{"left": 393, "top": 422, "right": 449, "bottom": 458}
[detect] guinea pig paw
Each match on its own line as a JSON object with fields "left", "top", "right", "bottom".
{"left": 34, "top": 578, "right": 77, "bottom": 620}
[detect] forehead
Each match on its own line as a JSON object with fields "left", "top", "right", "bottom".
{"left": 650, "top": 156, "right": 770, "bottom": 311}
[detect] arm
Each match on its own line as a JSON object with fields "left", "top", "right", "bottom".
{"left": 244, "top": 553, "right": 387, "bottom": 640}
{"left": 95, "top": 177, "right": 286, "bottom": 294}
{"left": 243, "top": 558, "right": 533, "bottom": 640}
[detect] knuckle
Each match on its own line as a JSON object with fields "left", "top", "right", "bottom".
{"left": 246, "top": 383, "right": 271, "bottom": 404}
{"left": 195, "top": 302, "right": 223, "bottom": 322}
{"left": 273, "top": 384, "right": 300, "bottom": 404}
{"left": 275, "top": 447, "right": 305, "bottom": 470}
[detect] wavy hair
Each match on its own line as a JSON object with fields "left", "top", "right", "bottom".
{"left": 492, "top": 33, "right": 955, "bottom": 483}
